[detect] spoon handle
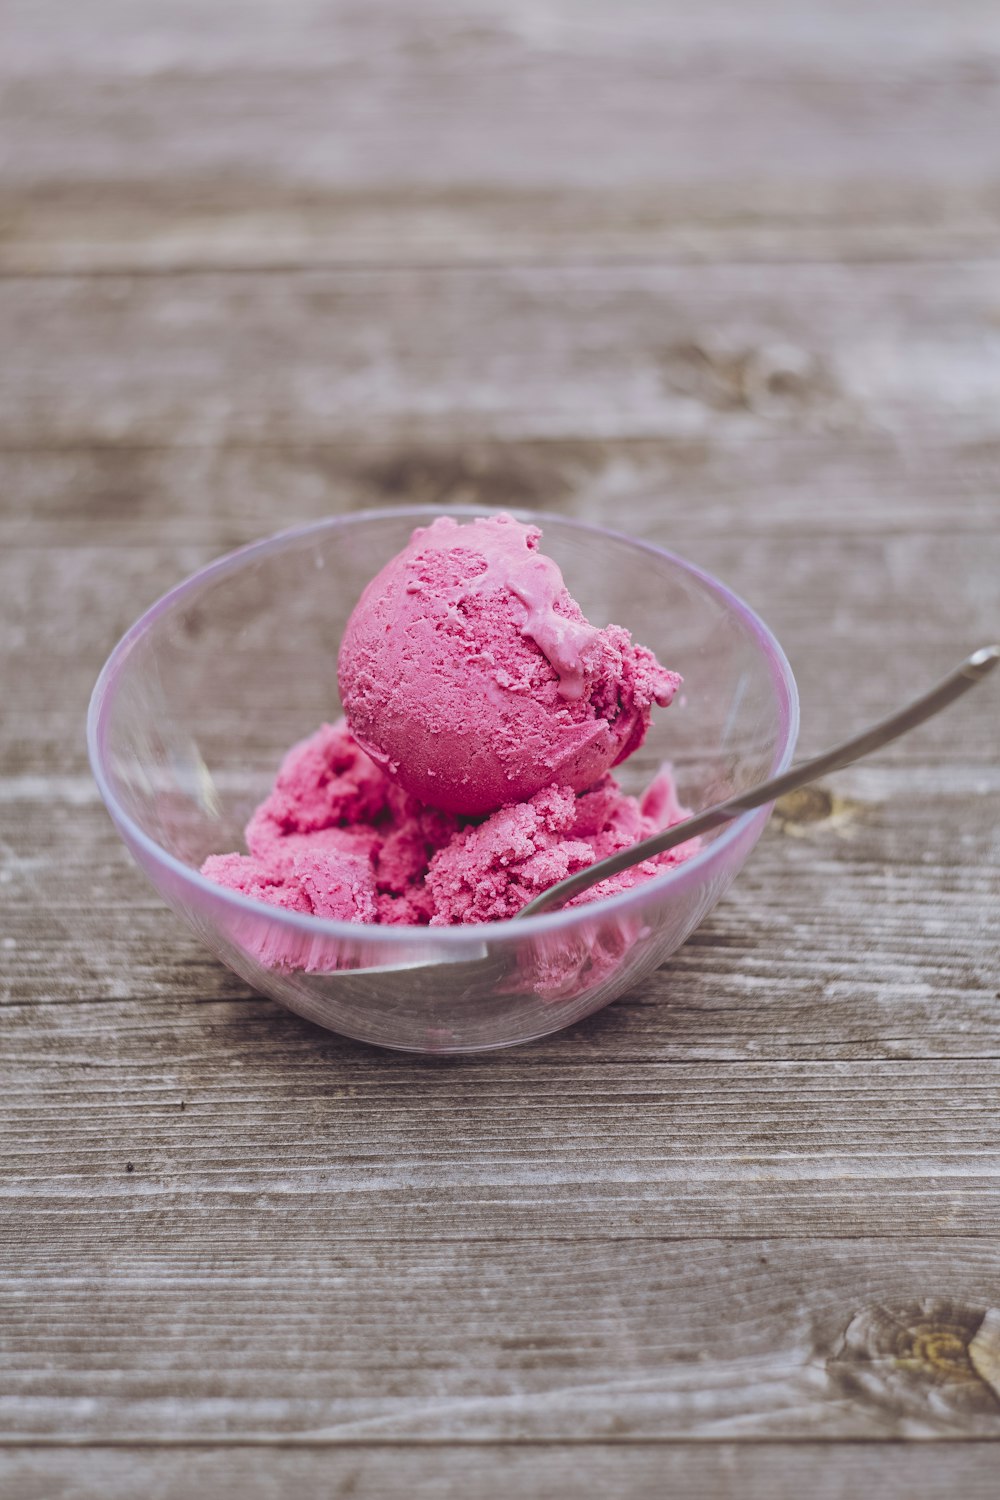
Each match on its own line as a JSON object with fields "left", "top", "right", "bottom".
{"left": 516, "top": 644, "right": 999, "bottom": 920}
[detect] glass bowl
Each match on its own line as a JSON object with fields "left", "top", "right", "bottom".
{"left": 87, "top": 507, "right": 798, "bottom": 1053}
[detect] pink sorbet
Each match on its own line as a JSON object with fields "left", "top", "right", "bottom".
{"left": 337, "top": 513, "right": 680, "bottom": 816}
{"left": 200, "top": 720, "right": 697, "bottom": 929}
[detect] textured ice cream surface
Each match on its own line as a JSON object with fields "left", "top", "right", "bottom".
{"left": 426, "top": 774, "right": 694, "bottom": 925}
{"left": 337, "top": 512, "right": 681, "bottom": 816}
{"left": 200, "top": 720, "right": 697, "bottom": 929}
{"left": 201, "top": 837, "right": 377, "bottom": 923}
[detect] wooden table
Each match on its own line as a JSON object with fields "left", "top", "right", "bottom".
{"left": 3, "top": 3, "right": 999, "bottom": 1495}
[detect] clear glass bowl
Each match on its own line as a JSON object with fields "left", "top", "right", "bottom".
{"left": 88, "top": 508, "right": 798, "bottom": 1053}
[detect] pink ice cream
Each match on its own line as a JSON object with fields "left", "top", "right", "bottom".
{"left": 337, "top": 513, "right": 680, "bottom": 817}
{"left": 201, "top": 720, "right": 695, "bottom": 928}
{"left": 201, "top": 513, "right": 693, "bottom": 933}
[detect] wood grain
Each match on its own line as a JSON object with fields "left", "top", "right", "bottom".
{"left": 5, "top": 1058, "right": 1000, "bottom": 1238}
{"left": 4, "top": 261, "right": 1000, "bottom": 448}
{"left": 5, "top": 436, "right": 1000, "bottom": 549}
{"left": 3, "top": 1444, "right": 1000, "bottom": 1500}
{"left": 3, "top": 1242, "right": 1000, "bottom": 1438}
{"left": 4, "top": 0, "right": 1000, "bottom": 271}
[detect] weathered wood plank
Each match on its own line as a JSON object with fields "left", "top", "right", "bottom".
{"left": 4, "top": 979, "right": 1000, "bottom": 1238}
{"left": 7, "top": 187, "right": 999, "bottom": 274}
{"left": 4, "top": 0, "right": 1000, "bottom": 269}
{"left": 9, "top": 0, "right": 1000, "bottom": 78}
{"left": 4, "top": 437, "right": 1000, "bottom": 550}
{"left": 4, "top": 262, "right": 1000, "bottom": 448}
{"left": 3, "top": 1443, "right": 1000, "bottom": 1500}
{"left": 2, "top": 1241, "right": 1000, "bottom": 1438}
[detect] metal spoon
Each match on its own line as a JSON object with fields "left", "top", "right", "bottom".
{"left": 514, "top": 643, "right": 999, "bottom": 919}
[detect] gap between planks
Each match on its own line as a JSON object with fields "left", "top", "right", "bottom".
{"left": 1, "top": 1435, "right": 999, "bottom": 1448}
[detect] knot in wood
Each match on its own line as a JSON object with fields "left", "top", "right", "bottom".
{"left": 773, "top": 784, "right": 866, "bottom": 839}
{"left": 659, "top": 336, "right": 833, "bottom": 419}
{"left": 775, "top": 786, "right": 834, "bottom": 826}
{"left": 826, "top": 1299, "right": 1000, "bottom": 1431}
{"left": 900, "top": 1322, "right": 978, "bottom": 1383}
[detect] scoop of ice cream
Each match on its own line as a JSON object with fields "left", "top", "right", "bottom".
{"left": 202, "top": 840, "right": 378, "bottom": 923}
{"left": 202, "top": 720, "right": 464, "bottom": 927}
{"left": 337, "top": 513, "right": 680, "bottom": 816}
{"left": 425, "top": 771, "right": 693, "bottom": 925}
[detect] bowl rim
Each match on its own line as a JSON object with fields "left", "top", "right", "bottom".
{"left": 87, "top": 505, "right": 800, "bottom": 942}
